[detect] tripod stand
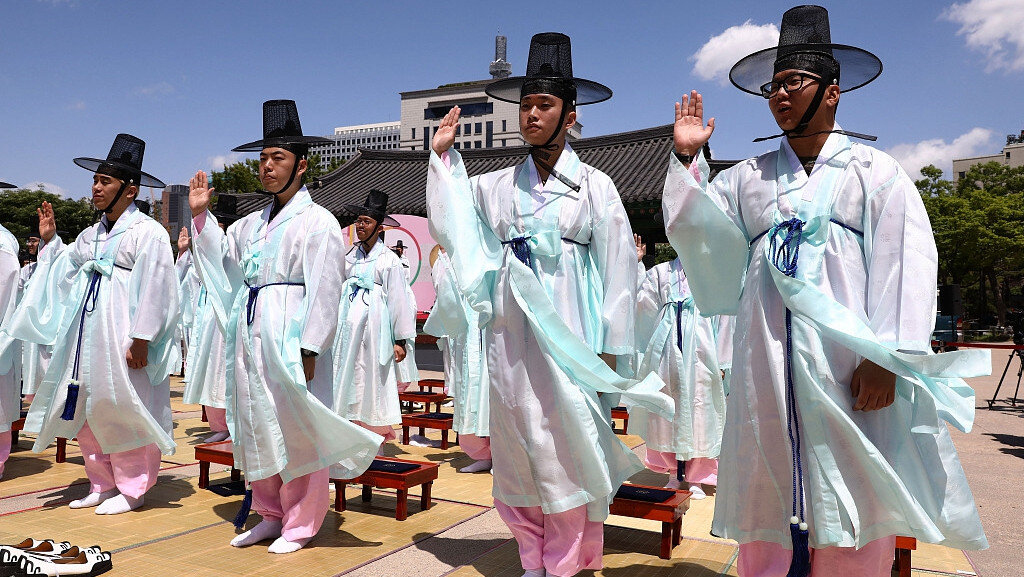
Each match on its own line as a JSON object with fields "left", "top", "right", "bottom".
{"left": 987, "top": 348, "right": 1024, "bottom": 408}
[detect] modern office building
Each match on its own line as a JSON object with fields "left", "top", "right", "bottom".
{"left": 952, "top": 129, "right": 1024, "bottom": 181}
{"left": 308, "top": 121, "right": 402, "bottom": 170}
{"left": 399, "top": 36, "right": 581, "bottom": 152}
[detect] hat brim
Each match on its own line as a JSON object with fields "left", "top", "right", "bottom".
{"left": 0, "top": 181, "right": 16, "bottom": 189}
{"left": 485, "top": 76, "right": 613, "bottom": 105}
{"left": 729, "top": 43, "right": 882, "bottom": 96}
{"left": 341, "top": 204, "right": 400, "bottom": 228}
{"left": 232, "top": 135, "right": 334, "bottom": 153}
{"left": 73, "top": 157, "right": 166, "bottom": 188}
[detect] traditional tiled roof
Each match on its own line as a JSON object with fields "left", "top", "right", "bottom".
{"left": 218, "top": 124, "right": 737, "bottom": 232}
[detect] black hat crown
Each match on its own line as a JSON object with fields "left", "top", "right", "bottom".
{"left": 73, "top": 133, "right": 165, "bottom": 188}
{"left": 525, "top": 33, "right": 574, "bottom": 79}
{"left": 233, "top": 99, "right": 332, "bottom": 153}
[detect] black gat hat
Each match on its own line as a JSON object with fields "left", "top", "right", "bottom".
{"left": 342, "top": 189, "right": 400, "bottom": 228}
{"left": 73, "top": 133, "right": 166, "bottom": 189}
{"left": 485, "top": 32, "right": 612, "bottom": 106}
{"left": 233, "top": 100, "right": 332, "bottom": 153}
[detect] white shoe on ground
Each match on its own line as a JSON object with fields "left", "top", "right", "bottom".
{"left": 268, "top": 536, "right": 312, "bottom": 554}
{"left": 95, "top": 493, "right": 144, "bottom": 514}
{"left": 68, "top": 489, "right": 119, "bottom": 509}
{"left": 230, "top": 519, "right": 283, "bottom": 547}
{"left": 688, "top": 484, "right": 706, "bottom": 499}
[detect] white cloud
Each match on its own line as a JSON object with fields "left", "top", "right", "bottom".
{"left": 886, "top": 128, "right": 996, "bottom": 179}
{"left": 132, "top": 81, "right": 175, "bottom": 97}
{"left": 208, "top": 152, "right": 244, "bottom": 171}
{"left": 690, "top": 21, "right": 779, "bottom": 84}
{"left": 25, "top": 181, "right": 70, "bottom": 196}
{"left": 65, "top": 100, "right": 86, "bottom": 111}
{"left": 945, "top": 0, "right": 1024, "bottom": 72}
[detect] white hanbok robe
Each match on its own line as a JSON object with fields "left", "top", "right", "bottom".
{"left": 662, "top": 132, "right": 988, "bottom": 549}
{"left": 423, "top": 251, "right": 489, "bottom": 436}
{"left": 0, "top": 225, "right": 21, "bottom": 432}
{"left": 5, "top": 205, "right": 178, "bottom": 455}
{"left": 189, "top": 188, "right": 380, "bottom": 483}
{"left": 713, "top": 315, "right": 735, "bottom": 396}
{"left": 427, "top": 145, "right": 671, "bottom": 521}
{"left": 332, "top": 239, "right": 416, "bottom": 427}
{"left": 18, "top": 262, "right": 52, "bottom": 397}
{"left": 177, "top": 253, "right": 227, "bottom": 409}
{"left": 394, "top": 277, "right": 419, "bottom": 388}
{"left": 628, "top": 259, "right": 725, "bottom": 461}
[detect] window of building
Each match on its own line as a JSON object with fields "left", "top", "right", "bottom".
{"left": 411, "top": 127, "right": 416, "bottom": 139}
{"left": 453, "top": 142, "right": 460, "bottom": 149}
{"left": 424, "top": 102, "right": 494, "bottom": 120}
{"left": 958, "top": 171, "right": 966, "bottom": 179}
{"left": 501, "top": 139, "right": 506, "bottom": 147}
{"left": 474, "top": 122, "right": 482, "bottom": 134}
{"left": 1007, "top": 151, "right": 1012, "bottom": 159}
{"left": 502, "top": 120, "right": 507, "bottom": 132}
{"left": 475, "top": 141, "right": 482, "bottom": 148}
{"left": 464, "top": 123, "right": 471, "bottom": 135}
{"left": 485, "top": 121, "right": 493, "bottom": 147}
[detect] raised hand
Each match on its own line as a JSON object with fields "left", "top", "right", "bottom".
{"left": 38, "top": 201, "right": 56, "bottom": 243}
{"left": 177, "top": 227, "right": 190, "bottom": 253}
{"left": 189, "top": 170, "right": 215, "bottom": 217}
{"left": 431, "top": 106, "right": 461, "bottom": 156}
{"left": 634, "top": 233, "right": 646, "bottom": 262}
{"left": 674, "top": 90, "right": 715, "bottom": 157}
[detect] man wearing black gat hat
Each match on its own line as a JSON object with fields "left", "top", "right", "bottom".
{"left": 5, "top": 135, "right": 180, "bottom": 514}
{"left": 428, "top": 33, "right": 666, "bottom": 577}
{"left": 188, "top": 100, "right": 381, "bottom": 554}
{"left": 663, "top": 6, "right": 987, "bottom": 575}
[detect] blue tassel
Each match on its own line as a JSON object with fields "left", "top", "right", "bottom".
{"left": 60, "top": 383, "right": 80, "bottom": 421}
{"left": 233, "top": 489, "right": 253, "bottom": 528}
{"left": 786, "top": 517, "right": 810, "bottom": 577}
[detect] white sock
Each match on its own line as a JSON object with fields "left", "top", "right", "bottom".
{"left": 688, "top": 484, "right": 706, "bottom": 500}
{"left": 408, "top": 435, "right": 436, "bottom": 447}
{"left": 69, "top": 489, "right": 119, "bottom": 509}
{"left": 522, "top": 569, "right": 546, "bottom": 577}
{"left": 230, "top": 519, "right": 283, "bottom": 547}
{"left": 459, "top": 459, "right": 492, "bottom": 473}
{"left": 267, "top": 536, "right": 312, "bottom": 554}
{"left": 663, "top": 477, "right": 681, "bottom": 490}
{"left": 203, "top": 431, "right": 230, "bottom": 443}
{"left": 95, "top": 493, "right": 144, "bottom": 514}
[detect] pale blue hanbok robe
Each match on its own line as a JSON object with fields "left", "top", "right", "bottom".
{"left": 177, "top": 252, "right": 227, "bottom": 409}
{"left": 663, "top": 132, "right": 988, "bottom": 549}
{"left": 628, "top": 259, "right": 725, "bottom": 461}
{"left": 332, "top": 239, "right": 416, "bottom": 428}
{"left": 394, "top": 277, "right": 419, "bottom": 389}
{"left": 423, "top": 251, "right": 489, "bottom": 436}
{"left": 713, "top": 315, "right": 735, "bottom": 396}
{"left": 18, "top": 262, "right": 52, "bottom": 397}
{"left": 4, "top": 205, "right": 178, "bottom": 455}
{"left": 190, "top": 188, "right": 381, "bottom": 483}
{"left": 426, "top": 145, "right": 671, "bottom": 521}
{"left": 0, "top": 225, "right": 21, "bottom": 433}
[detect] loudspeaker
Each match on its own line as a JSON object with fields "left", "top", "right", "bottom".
{"left": 938, "top": 284, "right": 963, "bottom": 316}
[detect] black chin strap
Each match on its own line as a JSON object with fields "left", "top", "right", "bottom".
{"left": 528, "top": 103, "right": 582, "bottom": 193}
{"left": 753, "top": 82, "right": 877, "bottom": 143}
{"left": 95, "top": 179, "right": 131, "bottom": 221}
{"left": 256, "top": 159, "right": 301, "bottom": 197}
{"left": 360, "top": 225, "right": 382, "bottom": 253}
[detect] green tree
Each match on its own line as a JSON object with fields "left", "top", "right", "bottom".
{"left": 0, "top": 188, "right": 96, "bottom": 251}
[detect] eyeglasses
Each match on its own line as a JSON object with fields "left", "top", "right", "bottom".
{"left": 759, "top": 73, "right": 820, "bottom": 99}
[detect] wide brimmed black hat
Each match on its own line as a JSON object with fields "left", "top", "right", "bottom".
{"left": 394, "top": 240, "right": 406, "bottom": 249}
{"left": 0, "top": 181, "right": 15, "bottom": 189}
{"left": 729, "top": 5, "right": 882, "bottom": 96}
{"left": 233, "top": 100, "right": 333, "bottom": 152}
{"left": 485, "top": 32, "right": 612, "bottom": 105}
{"left": 342, "top": 189, "right": 400, "bottom": 228}
{"left": 73, "top": 133, "right": 166, "bottom": 188}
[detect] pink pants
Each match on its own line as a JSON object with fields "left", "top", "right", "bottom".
{"left": 76, "top": 423, "right": 161, "bottom": 499}
{"left": 205, "top": 406, "right": 228, "bottom": 433}
{"left": 644, "top": 449, "right": 718, "bottom": 485}
{"left": 0, "top": 430, "right": 10, "bottom": 477}
{"left": 353, "top": 421, "right": 397, "bottom": 443}
{"left": 459, "top": 434, "right": 491, "bottom": 460}
{"left": 494, "top": 499, "right": 603, "bottom": 577}
{"left": 737, "top": 536, "right": 896, "bottom": 577}
{"left": 250, "top": 468, "right": 330, "bottom": 541}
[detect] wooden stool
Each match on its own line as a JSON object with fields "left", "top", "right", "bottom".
{"left": 417, "top": 378, "right": 446, "bottom": 392}
{"left": 398, "top": 390, "right": 448, "bottom": 414}
{"left": 609, "top": 483, "right": 691, "bottom": 559}
{"left": 401, "top": 412, "right": 456, "bottom": 449}
{"left": 194, "top": 440, "right": 241, "bottom": 489}
{"left": 9, "top": 416, "right": 25, "bottom": 449}
{"left": 610, "top": 406, "right": 629, "bottom": 434}
{"left": 892, "top": 536, "right": 917, "bottom": 577}
{"left": 332, "top": 457, "right": 439, "bottom": 520}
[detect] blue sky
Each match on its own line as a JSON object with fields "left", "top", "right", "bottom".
{"left": 2, "top": 0, "right": 1021, "bottom": 200}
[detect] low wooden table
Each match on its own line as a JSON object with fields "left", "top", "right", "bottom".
{"left": 332, "top": 457, "right": 439, "bottom": 520}
{"left": 610, "top": 406, "right": 629, "bottom": 434}
{"left": 609, "top": 483, "right": 691, "bottom": 559}
{"left": 401, "top": 412, "right": 456, "bottom": 449}
{"left": 399, "top": 391, "right": 448, "bottom": 414}
{"left": 417, "top": 378, "right": 446, "bottom": 392}
{"left": 893, "top": 536, "right": 917, "bottom": 577}
{"left": 194, "top": 440, "right": 241, "bottom": 489}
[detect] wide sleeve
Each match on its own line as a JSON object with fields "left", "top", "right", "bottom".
{"left": 426, "top": 149, "right": 502, "bottom": 326}
{"left": 298, "top": 215, "right": 346, "bottom": 355}
{"left": 862, "top": 160, "right": 938, "bottom": 352}
{"left": 127, "top": 227, "right": 179, "bottom": 343}
{"left": 663, "top": 152, "right": 750, "bottom": 315}
{"left": 382, "top": 262, "right": 417, "bottom": 341}
{"left": 2, "top": 235, "right": 81, "bottom": 348}
{"left": 190, "top": 212, "right": 244, "bottom": 334}
{"left": 0, "top": 244, "right": 20, "bottom": 371}
{"left": 634, "top": 266, "right": 663, "bottom": 351}
{"left": 423, "top": 256, "right": 470, "bottom": 338}
{"left": 589, "top": 175, "right": 637, "bottom": 355}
